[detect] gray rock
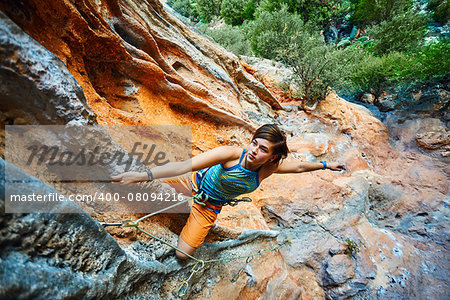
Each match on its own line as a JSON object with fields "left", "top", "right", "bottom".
{"left": 0, "top": 11, "right": 96, "bottom": 125}
{"left": 349, "top": 26, "right": 358, "bottom": 39}
{"left": 0, "top": 158, "right": 167, "bottom": 299}
{"left": 240, "top": 56, "right": 295, "bottom": 84}
{"left": 377, "top": 94, "right": 400, "bottom": 112}
{"left": 323, "top": 254, "right": 355, "bottom": 286}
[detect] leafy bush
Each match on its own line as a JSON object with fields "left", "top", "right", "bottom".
{"left": 365, "top": 11, "right": 428, "bottom": 55}
{"left": 255, "top": 0, "right": 345, "bottom": 26}
{"left": 196, "top": 0, "right": 222, "bottom": 23}
{"left": 174, "top": 0, "right": 446, "bottom": 106}
{"left": 205, "top": 25, "right": 252, "bottom": 56}
{"left": 350, "top": 0, "right": 412, "bottom": 26}
{"left": 220, "top": 0, "right": 259, "bottom": 25}
{"left": 344, "top": 238, "right": 362, "bottom": 258}
{"left": 347, "top": 51, "right": 409, "bottom": 95}
{"left": 346, "top": 40, "right": 450, "bottom": 95}
{"left": 281, "top": 40, "right": 361, "bottom": 107}
{"left": 245, "top": 7, "right": 359, "bottom": 106}
{"left": 406, "top": 40, "right": 450, "bottom": 81}
{"left": 428, "top": 0, "right": 450, "bottom": 24}
{"left": 244, "top": 7, "right": 314, "bottom": 59}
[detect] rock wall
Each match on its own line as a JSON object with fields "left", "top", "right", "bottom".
{"left": 0, "top": 1, "right": 448, "bottom": 299}
{"left": 0, "top": 0, "right": 285, "bottom": 148}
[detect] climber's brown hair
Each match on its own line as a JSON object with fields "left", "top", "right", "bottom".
{"left": 252, "top": 124, "right": 288, "bottom": 164}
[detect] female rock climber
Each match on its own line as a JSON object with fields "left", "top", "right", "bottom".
{"left": 112, "top": 124, "right": 345, "bottom": 260}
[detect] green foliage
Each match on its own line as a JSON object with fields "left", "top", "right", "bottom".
{"left": 244, "top": 7, "right": 314, "bottom": 59}
{"left": 205, "top": 25, "right": 252, "bottom": 56}
{"left": 220, "top": 0, "right": 259, "bottom": 25}
{"left": 167, "top": 0, "right": 199, "bottom": 20}
{"left": 428, "top": 0, "right": 450, "bottom": 24}
{"left": 365, "top": 11, "right": 428, "bottom": 55}
{"left": 244, "top": 7, "right": 360, "bottom": 106}
{"left": 344, "top": 238, "right": 362, "bottom": 258}
{"left": 281, "top": 40, "right": 360, "bottom": 106}
{"left": 350, "top": 0, "right": 412, "bottom": 26}
{"left": 196, "top": 0, "right": 222, "bottom": 23}
{"left": 172, "top": 0, "right": 446, "bottom": 104}
{"left": 255, "top": 0, "right": 346, "bottom": 25}
{"left": 346, "top": 40, "right": 450, "bottom": 95}
{"left": 413, "top": 40, "right": 450, "bottom": 81}
{"left": 347, "top": 50, "right": 410, "bottom": 95}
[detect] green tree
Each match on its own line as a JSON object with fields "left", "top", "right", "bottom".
{"left": 220, "top": 0, "right": 246, "bottom": 25}
{"left": 365, "top": 11, "right": 428, "bottom": 55}
{"left": 350, "top": 0, "right": 412, "bottom": 26}
{"left": 414, "top": 40, "right": 450, "bottom": 81}
{"left": 428, "top": 0, "right": 450, "bottom": 24}
{"left": 220, "top": 0, "right": 259, "bottom": 25}
{"left": 346, "top": 40, "right": 450, "bottom": 95}
{"left": 279, "top": 38, "right": 357, "bottom": 108}
{"left": 196, "top": 0, "right": 222, "bottom": 23}
{"left": 255, "top": 0, "right": 345, "bottom": 26}
{"left": 205, "top": 24, "right": 252, "bottom": 55}
{"left": 167, "top": 0, "right": 199, "bottom": 20}
{"left": 348, "top": 51, "right": 409, "bottom": 96}
{"left": 244, "top": 7, "right": 313, "bottom": 59}
{"left": 245, "top": 7, "right": 355, "bottom": 107}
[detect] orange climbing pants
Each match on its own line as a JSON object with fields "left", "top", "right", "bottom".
{"left": 163, "top": 172, "right": 221, "bottom": 248}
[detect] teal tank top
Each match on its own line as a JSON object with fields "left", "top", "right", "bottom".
{"left": 198, "top": 149, "right": 260, "bottom": 205}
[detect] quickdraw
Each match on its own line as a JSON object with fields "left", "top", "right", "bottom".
{"left": 100, "top": 220, "right": 131, "bottom": 227}
{"left": 223, "top": 196, "right": 252, "bottom": 207}
{"left": 231, "top": 255, "right": 253, "bottom": 283}
{"left": 174, "top": 261, "right": 205, "bottom": 297}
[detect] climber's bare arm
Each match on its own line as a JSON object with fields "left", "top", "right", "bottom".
{"left": 274, "top": 159, "right": 345, "bottom": 174}
{"left": 111, "top": 146, "right": 240, "bottom": 185}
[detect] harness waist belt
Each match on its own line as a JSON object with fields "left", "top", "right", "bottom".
{"left": 191, "top": 171, "right": 223, "bottom": 213}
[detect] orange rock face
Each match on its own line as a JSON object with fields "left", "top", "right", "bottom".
{"left": 0, "top": 0, "right": 284, "bottom": 148}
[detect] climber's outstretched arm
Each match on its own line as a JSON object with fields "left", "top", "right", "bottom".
{"left": 111, "top": 146, "right": 240, "bottom": 185}
{"left": 274, "top": 159, "right": 345, "bottom": 174}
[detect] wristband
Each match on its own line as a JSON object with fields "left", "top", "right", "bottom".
{"left": 145, "top": 169, "right": 154, "bottom": 181}
{"left": 320, "top": 161, "right": 327, "bottom": 170}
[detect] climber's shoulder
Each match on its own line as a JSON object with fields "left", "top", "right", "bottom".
{"left": 192, "top": 146, "right": 241, "bottom": 171}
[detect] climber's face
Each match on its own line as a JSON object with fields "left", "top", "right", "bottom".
{"left": 246, "top": 138, "right": 276, "bottom": 165}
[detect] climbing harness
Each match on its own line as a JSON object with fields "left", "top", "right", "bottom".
{"left": 190, "top": 167, "right": 254, "bottom": 210}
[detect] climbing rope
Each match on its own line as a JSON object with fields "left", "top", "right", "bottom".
{"left": 97, "top": 193, "right": 290, "bottom": 297}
